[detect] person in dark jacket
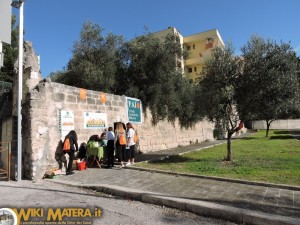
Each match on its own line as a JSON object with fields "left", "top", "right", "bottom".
{"left": 63, "top": 130, "right": 79, "bottom": 175}
{"left": 78, "top": 142, "right": 87, "bottom": 160}
{"left": 106, "top": 127, "right": 115, "bottom": 168}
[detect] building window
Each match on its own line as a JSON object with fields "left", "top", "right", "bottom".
{"left": 188, "top": 68, "right": 192, "bottom": 73}
{"left": 206, "top": 38, "right": 214, "bottom": 43}
{"left": 187, "top": 45, "right": 191, "bottom": 51}
{"left": 193, "top": 44, "right": 195, "bottom": 49}
{"left": 194, "top": 67, "right": 197, "bottom": 72}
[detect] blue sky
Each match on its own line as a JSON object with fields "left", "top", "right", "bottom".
{"left": 12, "top": 0, "right": 300, "bottom": 77}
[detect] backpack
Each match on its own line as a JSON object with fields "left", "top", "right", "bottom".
{"left": 63, "top": 138, "right": 71, "bottom": 152}
{"left": 134, "top": 132, "right": 138, "bottom": 143}
{"left": 119, "top": 132, "right": 126, "bottom": 145}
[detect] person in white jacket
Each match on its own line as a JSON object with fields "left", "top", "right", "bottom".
{"left": 126, "top": 122, "right": 136, "bottom": 165}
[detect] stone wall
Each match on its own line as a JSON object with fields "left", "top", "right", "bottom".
{"left": 22, "top": 79, "right": 214, "bottom": 180}
{"left": 251, "top": 119, "right": 300, "bottom": 130}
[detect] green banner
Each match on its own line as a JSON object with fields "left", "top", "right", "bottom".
{"left": 126, "top": 97, "right": 142, "bottom": 124}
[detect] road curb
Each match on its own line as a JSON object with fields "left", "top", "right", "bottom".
{"left": 129, "top": 132, "right": 300, "bottom": 191}
{"left": 125, "top": 166, "right": 300, "bottom": 191}
{"left": 50, "top": 179, "right": 300, "bottom": 225}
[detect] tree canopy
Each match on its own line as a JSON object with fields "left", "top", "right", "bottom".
{"left": 236, "top": 35, "right": 300, "bottom": 137}
{"left": 0, "top": 15, "right": 18, "bottom": 82}
{"left": 51, "top": 22, "right": 197, "bottom": 127}
{"left": 195, "top": 44, "right": 242, "bottom": 161}
{"left": 124, "top": 33, "right": 192, "bottom": 125}
{"left": 51, "top": 21, "right": 125, "bottom": 93}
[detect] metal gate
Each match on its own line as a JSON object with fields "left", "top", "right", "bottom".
{"left": 0, "top": 141, "right": 11, "bottom": 180}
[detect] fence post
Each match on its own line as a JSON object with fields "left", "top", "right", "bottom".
{"left": 7, "top": 141, "right": 11, "bottom": 181}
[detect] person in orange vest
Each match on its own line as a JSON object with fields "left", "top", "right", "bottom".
{"left": 63, "top": 130, "right": 79, "bottom": 175}
{"left": 114, "top": 123, "right": 127, "bottom": 168}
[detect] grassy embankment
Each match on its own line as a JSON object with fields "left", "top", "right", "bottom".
{"left": 136, "top": 130, "right": 300, "bottom": 186}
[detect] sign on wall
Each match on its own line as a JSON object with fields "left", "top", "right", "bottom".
{"left": 83, "top": 112, "right": 107, "bottom": 129}
{"left": 126, "top": 97, "right": 142, "bottom": 124}
{"left": 59, "top": 110, "right": 74, "bottom": 139}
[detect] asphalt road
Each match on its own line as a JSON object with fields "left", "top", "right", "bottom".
{"left": 0, "top": 180, "right": 237, "bottom": 225}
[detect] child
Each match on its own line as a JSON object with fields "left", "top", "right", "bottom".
{"left": 99, "top": 132, "right": 107, "bottom": 146}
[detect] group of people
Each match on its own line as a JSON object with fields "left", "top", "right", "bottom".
{"left": 113, "top": 122, "right": 136, "bottom": 168}
{"left": 62, "top": 122, "right": 137, "bottom": 175}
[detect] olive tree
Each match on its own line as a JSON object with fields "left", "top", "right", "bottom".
{"left": 52, "top": 21, "right": 124, "bottom": 93}
{"left": 0, "top": 15, "right": 18, "bottom": 82}
{"left": 196, "top": 44, "right": 242, "bottom": 161}
{"left": 236, "top": 35, "right": 299, "bottom": 137}
{"left": 124, "top": 33, "right": 194, "bottom": 126}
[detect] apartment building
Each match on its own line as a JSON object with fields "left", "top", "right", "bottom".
{"left": 154, "top": 27, "right": 224, "bottom": 82}
{"left": 153, "top": 27, "right": 185, "bottom": 72}
{"left": 184, "top": 29, "right": 224, "bottom": 82}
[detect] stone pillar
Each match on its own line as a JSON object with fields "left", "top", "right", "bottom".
{"left": 12, "top": 41, "right": 42, "bottom": 116}
{"left": 11, "top": 41, "right": 43, "bottom": 179}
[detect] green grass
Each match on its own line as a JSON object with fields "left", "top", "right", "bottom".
{"left": 136, "top": 130, "right": 300, "bottom": 186}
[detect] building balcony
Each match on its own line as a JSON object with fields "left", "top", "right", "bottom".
{"left": 185, "top": 57, "right": 204, "bottom": 66}
{"left": 185, "top": 49, "right": 215, "bottom": 66}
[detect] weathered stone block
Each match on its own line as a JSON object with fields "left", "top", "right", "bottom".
{"left": 66, "top": 103, "right": 79, "bottom": 110}
{"left": 107, "top": 106, "right": 113, "bottom": 111}
{"left": 77, "top": 96, "right": 87, "bottom": 104}
{"left": 29, "top": 100, "right": 46, "bottom": 109}
{"left": 66, "top": 95, "right": 77, "bottom": 103}
{"left": 87, "top": 105, "right": 97, "bottom": 110}
{"left": 112, "top": 101, "right": 120, "bottom": 107}
{"left": 53, "top": 93, "right": 65, "bottom": 101}
{"left": 87, "top": 98, "right": 95, "bottom": 105}
{"left": 105, "top": 101, "right": 111, "bottom": 106}
{"left": 86, "top": 91, "right": 93, "bottom": 98}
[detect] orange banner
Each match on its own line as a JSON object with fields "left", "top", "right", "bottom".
{"left": 80, "top": 88, "right": 87, "bottom": 100}
{"left": 100, "top": 92, "right": 106, "bottom": 103}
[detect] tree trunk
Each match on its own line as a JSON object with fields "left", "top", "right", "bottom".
{"left": 265, "top": 120, "right": 272, "bottom": 137}
{"left": 226, "top": 131, "right": 234, "bottom": 161}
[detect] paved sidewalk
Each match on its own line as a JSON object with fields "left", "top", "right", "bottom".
{"left": 51, "top": 131, "right": 300, "bottom": 225}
